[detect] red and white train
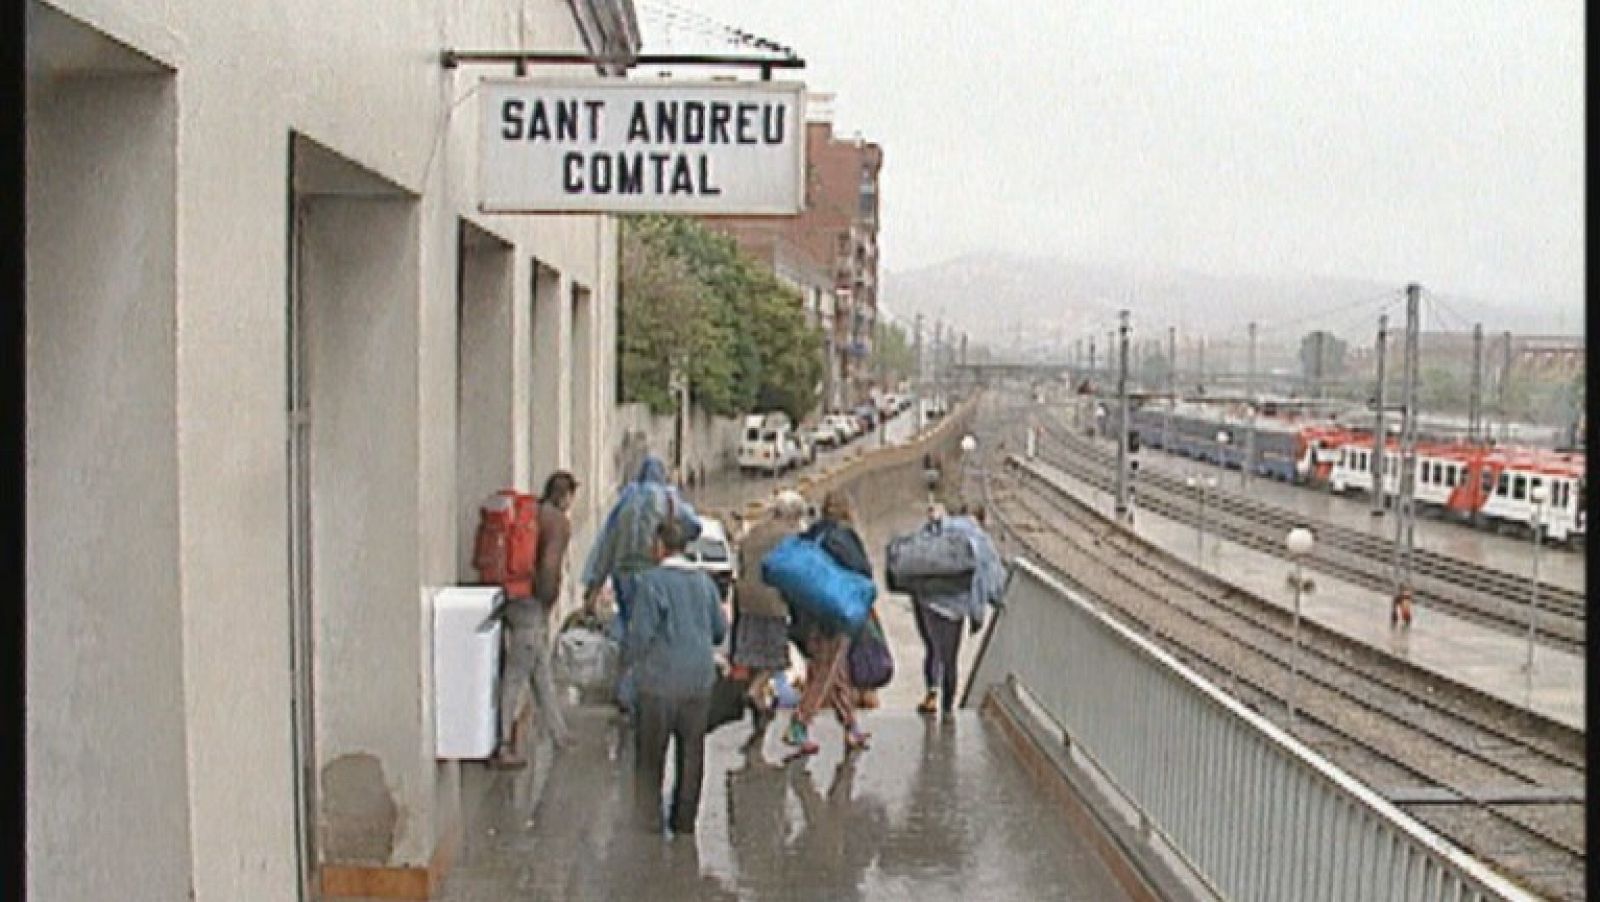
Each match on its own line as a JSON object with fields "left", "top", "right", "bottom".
{"left": 1326, "top": 438, "right": 1586, "bottom": 544}
{"left": 1121, "top": 402, "right": 1585, "bottom": 545}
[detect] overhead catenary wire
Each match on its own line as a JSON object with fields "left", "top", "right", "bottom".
{"left": 638, "top": 0, "right": 796, "bottom": 58}
{"left": 1251, "top": 288, "right": 1405, "bottom": 339}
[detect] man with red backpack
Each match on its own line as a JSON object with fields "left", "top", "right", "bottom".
{"left": 489, "top": 471, "right": 579, "bottom": 768}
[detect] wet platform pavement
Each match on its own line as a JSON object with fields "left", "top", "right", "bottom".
{"left": 428, "top": 407, "right": 1133, "bottom": 901}
{"left": 1031, "top": 457, "right": 1586, "bottom": 731}
{"left": 442, "top": 707, "right": 1129, "bottom": 901}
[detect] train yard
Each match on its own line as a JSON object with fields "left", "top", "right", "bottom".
{"left": 1035, "top": 417, "right": 1586, "bottom": 656}
{"left": 966, "top": 390, "right": 1586, "bottom": 901}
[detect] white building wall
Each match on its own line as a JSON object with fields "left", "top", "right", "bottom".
{"left": 25, "top": 10, "right": 190, "bottom": 897}
{"left": 26, "top": 0, "right": 627, "bottom": 898}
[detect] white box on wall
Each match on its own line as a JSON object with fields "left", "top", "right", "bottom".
{"left": 433, "top": 586, "right": 504, "bottom": 759}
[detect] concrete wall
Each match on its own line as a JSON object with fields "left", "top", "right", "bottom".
{"left": 300, "top": 193, "right": 424, "bottom": 864}
{"left": 456, "top": 225, "right": 517, "bottom": 581}
{"left": 611, "top": 401, "right": 748, "bottom": 487}
{"left": 25, "top": 9, "right": 191, "bottom": 897}
{"left": 26, "top": 0, "right": 626, "bottom": 897}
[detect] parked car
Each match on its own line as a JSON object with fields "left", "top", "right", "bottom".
{"left": 739, "top": 416, "right": 791, "bottom": 477}
{"left": 853, "top": 403, "right": 878, "bottom": 433}
{"left": 682, "top": 516, "right": 735, "bottom": 599}
{"left": 784, "top": 431, "right": 816, "bottom": 468}
{"left": 808, "top": 419, "right": 839, "bottom": 449}
{"left": 824, "top": 413, "right": 859, "bottom": 444}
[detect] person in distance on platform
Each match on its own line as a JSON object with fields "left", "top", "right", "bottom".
{"left": 730, "top": 489, "right": 808, "bottom": 749}
{"left": 1391, "top": 586, "right": 1414, "bottom": 628}
{"left": 625, "top": 520, "right": 728, "bottom": 835}
{"left": 491, "top": 471, "right": 577, "bottom": 769}
{"left": 783, "top": 490, "right": 873, "bottom": 756}
{"left": 912, "top": 503, "right": 1006, "bottom": 717}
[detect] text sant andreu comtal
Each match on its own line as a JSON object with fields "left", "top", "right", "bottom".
{"left": 500, "top": 97, "right": 788, "bottom": 196}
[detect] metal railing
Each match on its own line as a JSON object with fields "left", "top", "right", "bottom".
{"left": 968, "top": 560, "right": 1538, "bottom": 902}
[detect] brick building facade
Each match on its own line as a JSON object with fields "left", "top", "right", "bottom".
{"left": 701, "top": 104, "right": 882, "bottom": 410}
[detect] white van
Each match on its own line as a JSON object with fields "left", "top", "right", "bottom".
{"left": 739, "top": 413, "right": 793, "bottom": 477}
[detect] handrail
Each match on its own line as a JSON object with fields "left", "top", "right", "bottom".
{"left": 969, "top": 559, "right": 1538, "bottom": 902}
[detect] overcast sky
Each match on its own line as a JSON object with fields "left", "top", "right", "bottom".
{"left": 637, "top": 1, "right": 1584, "bottom": 323}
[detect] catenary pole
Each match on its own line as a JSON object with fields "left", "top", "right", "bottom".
{"left": 1392, "top": 285, "right": 1421, "bottom": 600}
{"left": 1371, "top": 314, "right": 1388, "bottom": 517}
{"left": 1166, "top": 326, "right": 1176, "bottom": 450}
{"left": 1244, "top": 321, "right": 1257, "bottom": 487}
{"left": 1469, "top": 323, "right": 1484, "bottom": 442}
{"left": 1116, "top": 310, "right": 1131, "bottom": 516}
{"left": 1498, "top": 330, "right": 1513, "bottom": 442}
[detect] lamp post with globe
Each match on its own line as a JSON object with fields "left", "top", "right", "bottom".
{"left": 1285, "top": 527, "right": 1316, "bottom": 725}
{"left": 1523, "top": 483, "right": 1548, "bottom": 673}
{"left": 1186, "top": 474, "right": 1218, "bottom": 568}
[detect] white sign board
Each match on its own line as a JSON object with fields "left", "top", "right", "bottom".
{"left": 480, "top": 79, "right": 806, "bottom": 215}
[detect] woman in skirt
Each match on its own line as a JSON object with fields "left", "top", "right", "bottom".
{"left": 731, "top": 489, "right": 807, "bottom": 748}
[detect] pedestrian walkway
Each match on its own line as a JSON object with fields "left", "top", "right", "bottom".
{"left": 1034, "top": 458, "right": 1586, "bottom": 731}
{"left": 410, "top": 407, "right": 1135, "bottom": 902}
{"left": 436, "top": 707, "right": 1131, "bottom": 901}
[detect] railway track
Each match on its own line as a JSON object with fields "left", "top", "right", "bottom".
{"left": 1033, "top": 420, "right": 1586, "bottom": 656}
{"left": 970, "top": 425, "right": 1586, "bottom": 900}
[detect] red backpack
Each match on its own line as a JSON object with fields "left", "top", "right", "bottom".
{"left": 472, "top": 490, "right": 540, "bottom": 598}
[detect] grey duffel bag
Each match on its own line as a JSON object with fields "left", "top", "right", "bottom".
{"left": 885, "top": 525, "right": 976, "bottom": 595}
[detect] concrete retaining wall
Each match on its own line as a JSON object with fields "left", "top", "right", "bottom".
{"left": 741, "top": 399, "right": 979, "bottom": 524}
{"left": 611, "top": 402, "right": 746, "bottom": 487}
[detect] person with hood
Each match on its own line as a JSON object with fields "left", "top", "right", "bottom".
{"left": 782, "top": 490, "right": 873, "bottom": 756}
{"left": 582, "top": 455, "right": 701, "bottom": 712}
{"left": 911, "top": 503, "right": 1006, "bottom": 717}
{"left": 731, "top": 489, "right": 807, "bottom": 748}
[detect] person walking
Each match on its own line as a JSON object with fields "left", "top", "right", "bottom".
{"left": 911, "top": 503, "right": 1005, "bottom": 717}
{"left": 581, "top": 455, "right": 701, "bottom": 714}
{"left": 731, "top": 489, "right": 807, "bottom": 749}
{"left": 783, "top": 490, "right": 873, "bottom": 756}
{"left": 625, "top": 520, "right": 728, "bottom": 835}
{"left": 1391, "top": 586, "right": 1414, "bottom": 628}
{"left": 492, "top": 471, "right": 578, "bottom": 768}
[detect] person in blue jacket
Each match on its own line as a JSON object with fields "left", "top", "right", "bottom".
{"left": 582, "top": 455, "right": 701, "bottom": 714}
{"left": 624, "top": 519, "right": 727, "bottom": 835}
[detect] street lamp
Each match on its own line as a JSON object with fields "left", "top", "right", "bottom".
{"left": 1215, "top": 429, "right": 1230, "bottom": 469}
{"left": 1523, "top": 483, "right": 1547, "bottom": 673}
{"left": 1285, "top": 527, "right": 1316, "bottom": 726}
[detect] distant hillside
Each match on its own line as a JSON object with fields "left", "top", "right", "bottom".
{"left": 880, "top": 252, "right": 1578, "bottom": 358}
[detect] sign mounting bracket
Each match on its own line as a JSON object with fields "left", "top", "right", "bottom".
{"left": 440, "top": 51, "right": 806, "bottom": 81}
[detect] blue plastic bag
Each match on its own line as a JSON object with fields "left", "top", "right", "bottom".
{"left": 761, "top": 534, "right": 876, "bottom": 635}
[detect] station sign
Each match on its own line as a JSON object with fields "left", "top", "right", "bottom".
{"left": 480, "top": 79, "right": 806, "bottom": 215}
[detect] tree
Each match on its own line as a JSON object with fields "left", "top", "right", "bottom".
{"left": 618, "top": 218, "right": 721, "bottom": 414}
{"left": 618, "top": 215, "right": 824, "bottom": 423}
